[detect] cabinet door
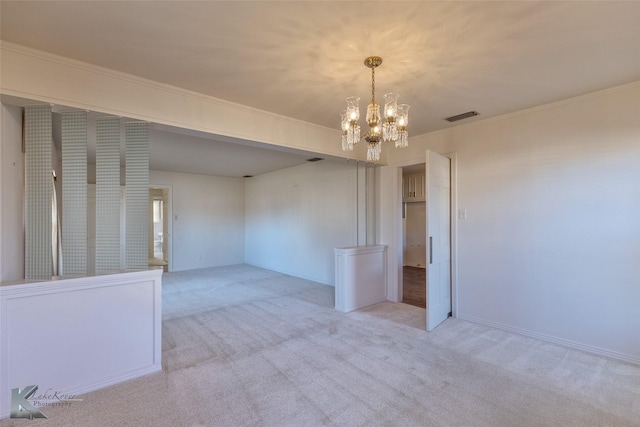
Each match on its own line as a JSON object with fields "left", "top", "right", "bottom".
{"left": 414, "top": 173, "right": 425, "bottom": 200}
{"left": 402, "top": 175, "right": 412, "bottom": 200}
{"left": 403, "top": 173, "right": 425, "bottom": 201}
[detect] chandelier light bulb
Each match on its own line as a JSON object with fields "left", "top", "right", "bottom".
{"left": 395, "top": 104, "right": 410, "bottom": 148}
{"left": 383, "top": 93, "right": 399, "bottom": 119}
{"left": 345, "top": 96, "right": 360, "bottom": 122}
{"left": 341, "top": 112, "right": 349, "bottom": 132}
{"left": 397, "top": 104, "right": 410, "bottom": 128}
{"left": 382, "top": 93, "right": 399, "bottom": 143}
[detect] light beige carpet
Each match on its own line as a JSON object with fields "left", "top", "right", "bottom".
{"left": 3, "top": 264, "right": 638, "bottom": 426}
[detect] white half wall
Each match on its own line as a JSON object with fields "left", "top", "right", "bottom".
{"left": 0, "top": 269, "right": 163, "bottom": 419}
{"left": 383, "top": 81, "right": 640, "bottom": 363}
{"left": 149, "top": 170, "right": 245, "bottom": 272}
{"left": 245, "top": 160, "right": 358, "bottom": 285}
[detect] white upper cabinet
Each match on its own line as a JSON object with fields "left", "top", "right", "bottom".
{"left": 402, "top": 172, "right": 425, "bottom": 202}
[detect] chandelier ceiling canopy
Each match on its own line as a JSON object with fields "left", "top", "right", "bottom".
{"left": 341, "top": 56, "right": 410, "bottom": 162}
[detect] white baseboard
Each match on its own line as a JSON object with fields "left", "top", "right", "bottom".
{"left": 457, "top": 314, "right": 640, "bottom": 366}
{"left": 68, "top": 364, "right": 163, "bottom": 398}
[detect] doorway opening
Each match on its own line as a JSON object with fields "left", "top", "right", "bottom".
{"left": 149, "top": 187, "right": 171, "bottom": 272}
{"left": 401, "top": 163, "right": 426, "bottom": 308}
{"left": 397, "top": 151, "right": 457, "bottom": 331}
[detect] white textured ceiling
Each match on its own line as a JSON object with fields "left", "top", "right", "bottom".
{"left": 2, "top": 1, "right": 640, "bottom": 176}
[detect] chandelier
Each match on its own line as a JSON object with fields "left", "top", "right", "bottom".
{"left": 341, "top": 56, "right": 410, "bottom": 161}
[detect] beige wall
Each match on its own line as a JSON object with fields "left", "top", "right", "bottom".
{"left": 149, "top": 170, "right": 245, "bottom": 272}
{"left": 382, "top": 82, "right": 640, "bottom": 363}
{"left": 244, "top": 159, "right": 360, "bottom": 285}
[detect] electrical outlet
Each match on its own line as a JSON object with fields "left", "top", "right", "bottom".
{"left": 458, "top": 209, "right": 467, "bottom": 220}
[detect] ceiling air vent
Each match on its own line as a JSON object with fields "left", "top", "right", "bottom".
{"left": 306, "top": 157, "right": 324, "bottom": 162}
{"left": 445, "top": 111, "right": 479, "bottom": 122}
{"left": 243, "top": 175, "right": 253, "bottom": 178}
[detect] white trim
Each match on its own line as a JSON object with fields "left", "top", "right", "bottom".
{"left": 458, "top": 314, "right": 640, "bottom": 366}
{"left": 394, "top": 156, "right": 430, "bottom": 304}
{"left": 149, "top": 184, "right": 173, "bottom": 273}
{"left": 446, "top": 152, "right": 458, "bottom": 318}
{"left": 388, "top": 152, "right": 458, "bottom": 320}
{"left": 0, "top": 107, "right": 4, "bottom": 281}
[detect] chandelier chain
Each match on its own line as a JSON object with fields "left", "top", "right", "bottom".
{"left": 371, "top": 66, "right": 376, "bottom": 104}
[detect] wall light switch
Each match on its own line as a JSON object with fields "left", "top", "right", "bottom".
{"left": 458, "top": 209, "right": 467, "bottom": 220}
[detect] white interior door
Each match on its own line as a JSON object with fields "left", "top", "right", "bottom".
{"left": 426, "top": 150, "right": 451, "bottom": 331}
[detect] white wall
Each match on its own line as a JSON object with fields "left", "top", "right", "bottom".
{"left": 245, "top": 160, "right": 358, "bottom": 285}
{"left": 0, "top": 104, "right": 24, "bottom": 281}
{"left": 149, "top": 170, "right": 245, "bottom": 272}
{"left": 383, "top": 82, "right": 640, "bottom": 363}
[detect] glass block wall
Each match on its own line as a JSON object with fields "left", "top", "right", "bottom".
{"left": 95, "top": 117, "right": 122, "bottom": 274}
{"left": 24, "top": 108, "right": 150, "bottom": 278}
{"left": 61, "top": 111, "right": 88, "bottom": 275}
{"left": 125, "top": 121, "right": 149, "bottom": 269}
{"left": 24, "top": 105, "right": 52, "bottom": 280}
